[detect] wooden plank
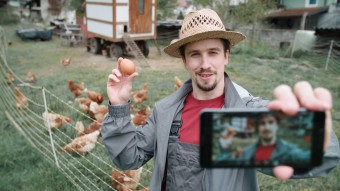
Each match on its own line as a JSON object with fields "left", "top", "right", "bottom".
{"left": 87, "top": 18, "right": 113, "bottom": 25}
{"left": 87, "top": 31, "right": 118, "bottom": 42}
{"left": 86, "top": 2, "right": 113, "bottom": 5}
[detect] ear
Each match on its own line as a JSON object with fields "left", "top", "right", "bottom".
{"left": 181, "top": 57, "right": 188, "bottom": 70}
{"left": 224, "top": 49, "right": 229, "bottom": 66}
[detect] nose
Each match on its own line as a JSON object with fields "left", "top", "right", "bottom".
{"left": 200, "top": 53, "right": 211, "bottom": 69}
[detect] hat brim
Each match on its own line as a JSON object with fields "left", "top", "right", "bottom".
{"left": 164, "top": 30, "right": 246, "bottom": 58}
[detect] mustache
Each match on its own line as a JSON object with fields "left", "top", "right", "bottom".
{"left": 196, "top": 69, "right": 217, "bottom": 75}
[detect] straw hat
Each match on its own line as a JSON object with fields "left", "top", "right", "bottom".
{"left": 164, "top": 8, "right": 246, "bottom": 58}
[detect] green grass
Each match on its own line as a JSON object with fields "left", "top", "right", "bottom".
{"left": 1, "top": 23, "right": 340, "bottom": 191}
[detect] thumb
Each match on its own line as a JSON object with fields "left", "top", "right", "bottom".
{"left": 273, "top": 165, "right": 294, "bottom": 180}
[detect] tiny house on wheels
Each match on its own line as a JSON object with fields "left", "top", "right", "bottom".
{"left": 84, "top": 0, "right": 157, "bottom": 60}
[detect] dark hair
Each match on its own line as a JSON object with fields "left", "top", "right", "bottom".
{"left": 179, "top": 38, "right": 230, "bottom": 59}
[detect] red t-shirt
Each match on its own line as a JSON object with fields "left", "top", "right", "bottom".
{"left": 254, "top": 145, "right": 276, "bottom": 161}
{"left": 179, "top": 91, "right": 225, "bottom": 145}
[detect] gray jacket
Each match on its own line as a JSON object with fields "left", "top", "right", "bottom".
{"left": 102, "top": 73, "right": 340, "bottom": 191}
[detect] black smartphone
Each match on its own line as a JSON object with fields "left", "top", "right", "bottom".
{"left": 200, "top": 108, "right": 325, "bottom": 168}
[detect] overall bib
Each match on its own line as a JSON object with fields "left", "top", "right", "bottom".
{"left": 164, "top": 109, "right": 210, "bottom": 191}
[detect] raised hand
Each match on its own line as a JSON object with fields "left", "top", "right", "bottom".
{"left": 268, "top": 81, "right": 332, "bottom": 180}
{"left": 107, "top": 57, "right": 138, "bottom": 105}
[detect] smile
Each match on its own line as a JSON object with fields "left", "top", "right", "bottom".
{"left": 198, "top": 73, "right": 213, "bottom": 80}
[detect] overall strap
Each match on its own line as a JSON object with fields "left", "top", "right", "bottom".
{"left": 169, "top": 108, "right": 183, "bottom": 137}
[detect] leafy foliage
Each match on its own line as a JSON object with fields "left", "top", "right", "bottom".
{"left": 157, "top": 0, "right": 177, "bottom": 20}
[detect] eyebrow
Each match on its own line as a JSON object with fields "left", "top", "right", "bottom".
{"left": 186, "top": 47, "right": 222, "bottom": 55}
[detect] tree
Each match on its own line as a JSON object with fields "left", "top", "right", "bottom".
{"left": 194, "top": 0, "right": 278, "bottom": 46}
{"left": 157, "top": 0, "right": 177, "bottom": 20}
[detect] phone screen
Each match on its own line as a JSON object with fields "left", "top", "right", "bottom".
{"left": 200, "top": 109, "right": 325, "bottom": 168}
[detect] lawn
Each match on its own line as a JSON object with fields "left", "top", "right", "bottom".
{"left": 0, "top": 23, "right": 339, "bottom": 191}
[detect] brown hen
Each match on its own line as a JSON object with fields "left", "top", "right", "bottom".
{"left": 131, "top": 106, "right": 151, "bottom": 126}
{"left": 75, "top": 97, "right": 92, "bottom": 113}
{"left": 68, "top": 80, "right": 84, "bottom": 97}
{"left": 42, "top": 112, "right": 71, "bottom": 130}
{"left": 75, "top": 121, "right": 102, "bottom": 136}
{"left": 174, "top": 76, "right": 183, "bottom": 90}
{"left": 5, "top": 72, "right": 14, "bottom": 85}
{"left": 89, "top": 101, "right": 108, "bottom": 122}
{"left": 131, "top": 83, "right": 147, "bottom": 104}
{"left": 14, "top": 87, "right": 28, "bottom": 110}
{"left": 111, "top": 168, "right": 143, "bottom": 191}
{"left": 85, "top": 89, "right": 104, "bottom": 104}
{"left": 61, "top": 130, "right": 100, "bottom": 153}
{"left": 26, "top": 72, "right": 36, "bottom": 83}
{"left": 61, "top": 56, "right": 72, "bottom": 66}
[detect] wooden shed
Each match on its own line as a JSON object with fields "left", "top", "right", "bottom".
{"left": 84, "top": 0, "right": 157, "bottom": 60}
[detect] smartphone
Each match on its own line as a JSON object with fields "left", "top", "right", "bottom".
{"left": 200, "top": 108, "right": 325, "bottom": 168}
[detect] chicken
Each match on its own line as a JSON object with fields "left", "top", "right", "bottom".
{"left": 14, "top": 87, "right": 28, "bottom": 110}
{"left": 130, "top": 83, "right": 147, "bottom": 104}
{"left": 61, "top": 130, "right": 100, "bottom": 153}
{"left": 75, "top": 97, "right": 91, "bottom": 113}
{"left": 26, "top": 72, "right": 36, "bottom": 83}
{"left": 111, "top": 167, "right": 143, "bottom": 191}
{"left": 8, "top": 40, "right": 12, "bottom": 46}
{"left": 68, "top": 80, "right": 85, "bottom": 97}
{"left": 42, "top": 111, "right": 71, "bottom": 130}
{"left": 89, "top": 101, "right": 108, "bottom": 122}
{"left": 131, "top": 106, "right": 151, "bottom": 126}
{"left": 5, "top": 72, "right": 14, "bottom": 84}
{"left": 174, "top": 76, "right": 183, "bottom": 90}
{"left": 85, "top": 89, "right": 104, "bottom": 104}
{"left": 61, "top": 56, "right": 72, "bottom": 66}
{"left": 75, "top": 121, "right": 101, "bottom": 136}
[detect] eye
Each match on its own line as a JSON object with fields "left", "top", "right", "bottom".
{"left": 190, "top": 52, "right": 199, "bottom": 57}
{"left": 268, "top": 119, "right": 275, "bottom": 124}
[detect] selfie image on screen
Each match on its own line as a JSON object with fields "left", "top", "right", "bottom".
{"left": 211, "top": 112, "right": 313, "bottom": 166}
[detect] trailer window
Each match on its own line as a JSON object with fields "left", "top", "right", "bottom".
{"left": 138, "top": 0, "right": 144, "bottom": 14}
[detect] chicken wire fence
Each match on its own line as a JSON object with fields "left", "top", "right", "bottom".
{"left": 0, "top": 26, "right": 152, "bottom": 191}
{"left": 291, "top": 39, "right": 340, "bottom": 75}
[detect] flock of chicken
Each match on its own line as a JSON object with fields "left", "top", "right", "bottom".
{"left": 6, "top": 65, "right": 183, "bottom": 190}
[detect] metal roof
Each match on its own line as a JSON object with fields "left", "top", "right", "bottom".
{"left": 269, "top": 7, "right": 327, "bottom": 18}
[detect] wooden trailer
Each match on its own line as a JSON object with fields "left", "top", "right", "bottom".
{"left": 84, "top": 0, "right": 157, "bottom": 61}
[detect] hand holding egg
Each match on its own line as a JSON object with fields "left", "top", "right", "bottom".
{"left": 107, "top": 58, "right": 138, "bottom": 105}
{"left": 120, "top": 58, "right": 135, "bottom": 75}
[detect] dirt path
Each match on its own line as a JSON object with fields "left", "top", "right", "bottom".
{"left": 69, "top": 46, "right": 185, "bottom": 72}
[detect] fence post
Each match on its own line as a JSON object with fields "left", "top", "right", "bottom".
{"left": 325, "top": 40, "right": 334, "bottom": 72}
{"left": 290, "top": 32, "right": 297, "bottom": 58}
{"left": 42, "top": 87, "right": 60, "bottom": 168}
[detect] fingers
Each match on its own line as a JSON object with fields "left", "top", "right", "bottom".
{"left": 314, "top": 87, "right": 332, "bottom": 110}
{"left": 268, "top": 84, "right": 299, "bottom": 115}
{"left": 117, "top": 57, "right": 124, "bottom": 70}
{"left": 294, "top": 81, "right": 325, "bottom": 110}
{"left": 273, "top": 166, "right": 294, "bottom": 180}
{"left": 107, "top": 74, "right": 120, "bottom": 84}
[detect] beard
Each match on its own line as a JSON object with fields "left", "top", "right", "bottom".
{"left": 196, "top": 69, "right": 218, "bottom": 92}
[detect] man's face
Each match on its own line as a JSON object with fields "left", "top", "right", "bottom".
{"left": 182, "top": 39, "right": 228, "bottom": 92}
{"left": 258, "top": 116, "right": 278, "bottom": 144}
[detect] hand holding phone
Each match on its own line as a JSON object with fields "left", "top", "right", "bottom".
{"left": 200, "top": 108, "right": 325, "bottom": 168}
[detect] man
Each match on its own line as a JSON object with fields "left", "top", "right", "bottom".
{"left": 239, "top": 114, "right": 310, "bottom": 166}
{"left": 102, "top": 9, "right": 340, "bottom": 190}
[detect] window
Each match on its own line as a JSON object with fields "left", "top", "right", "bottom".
{"left": 138, "top": 0, "right": 144, "bottom": 14}
{"left": 306, "top": 0, "right": 318, "bottom": 7}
